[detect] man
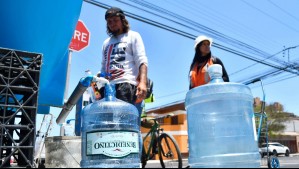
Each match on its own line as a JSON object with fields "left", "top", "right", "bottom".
{"left": 101, "top": 7, "right": 148, "bottom": 109}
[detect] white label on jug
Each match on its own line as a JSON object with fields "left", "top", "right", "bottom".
{"left": 86, "top": 131, "right": 139, "bottom": 157}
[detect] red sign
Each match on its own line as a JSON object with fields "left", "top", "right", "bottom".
{"left": 69, "top": 20, "right": 90, "bottom": 52}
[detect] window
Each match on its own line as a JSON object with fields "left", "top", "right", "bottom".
{"left": 171, "top": 116, "right": 178, "bottom": 125}
{"left": 157, "top": 118, "right": 164, "bottom": 124}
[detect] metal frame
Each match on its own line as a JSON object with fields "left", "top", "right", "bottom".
{"left": 253, "top": 79, "right": 280, "bottom": 168}
{"left": 0, "top": 47, "right": 42, "bottom": 168}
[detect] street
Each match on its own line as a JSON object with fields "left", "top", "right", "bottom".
{"left": 145, "top": 154, "right": 299, "bottom": 168}
{"left": 261, "top": 155, "right": 299, "bottom": 168}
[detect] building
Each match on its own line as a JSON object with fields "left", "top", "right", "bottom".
{"left": 142, "top": 100, "right": 188, "bottom": 157}
{"left": 272, "top": 118, "right": 299, "bottom": 153}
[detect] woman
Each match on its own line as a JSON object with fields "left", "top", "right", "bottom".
{"left": 189, "top": 35, "right": 229, "bottom": 89}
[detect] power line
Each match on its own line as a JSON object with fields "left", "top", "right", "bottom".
{"left": 124, "top": 0, "right": 272, "bottom": 58}
{"left": 156, "top": 71, "right": 298, "bottom": 100}
{"left": 267, "top": 0, "right": 299, "bottom": 22}
{"left": 230, "top": 45, "right": 299, "bottom": 76}
{"left": 241, "top": 0, "right": 299, "bottom": 34}
{"left": 242, "top": 69, "right": 283, "bottom": 85}
{"left": 264, "top": 74, "right": 298, "bottom": 86}
{"left": 84, "top": 0, "right": 299, "bottom": 77}
{"left": 117, "top": 0, "right": 299, "bottom": 73}
{"left": 213, "top": 43, "right": 299, "bottom": 75}
{"left": 83, "top": 0, "right": 195, "bottom": 39}
{"left": 168, "top": 0, "right": 282, "bottom": 50}
{"left": 83, "top": 0, "right": 299, "bottom": 100}
{"left": 249, "top": 73, "right": 298, "bottom": 90}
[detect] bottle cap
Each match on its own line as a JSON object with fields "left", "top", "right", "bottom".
{"left": 208, "top": 64, "right": 223, "bottom": 78}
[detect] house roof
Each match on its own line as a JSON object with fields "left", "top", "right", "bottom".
{"left": 146, "top": 100, "right": 185, "bottom": 114}
{"left": 277, "top": 131, "right": 299, "bottom": 136}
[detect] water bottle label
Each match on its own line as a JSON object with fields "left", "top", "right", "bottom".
{"left": 86, "top": 131, "right": 139, "bottom": 157}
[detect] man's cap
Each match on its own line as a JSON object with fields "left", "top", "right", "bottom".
{"left": 105, "top": 7, "right": 125, "bottom": 20}
{"left": 194, "top": 35, "right": 213, "bottom": 50}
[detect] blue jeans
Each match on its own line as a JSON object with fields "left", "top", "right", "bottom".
{"left": 135, "top": 101, "right": 144, "bottom": 117}
{"left": 135, "top": 101, "right": 145, "bottom": 160}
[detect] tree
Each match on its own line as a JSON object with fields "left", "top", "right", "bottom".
{"left": 254, "top": 101, "right": 292, "bottom": 142}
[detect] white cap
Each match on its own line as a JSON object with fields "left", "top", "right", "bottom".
{"left": 194, "top": 35, "right": 213, "bottom": 50}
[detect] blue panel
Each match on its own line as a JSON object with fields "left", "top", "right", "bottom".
{"left": 0, "top": 0, "right": 83, "bottom": 110}
{"left": 37, "top": 106, "right": 50, "bottom": 115}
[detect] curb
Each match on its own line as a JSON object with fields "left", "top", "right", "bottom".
{"left": 290, "top": 153, "right": 299, "bottom": 157}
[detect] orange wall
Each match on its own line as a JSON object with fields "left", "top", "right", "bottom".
{"left": 172, "top": 135, "right": 188, "bottom": 154}
{"left": 141, "top": 114, "right": 189, "bottom": 155}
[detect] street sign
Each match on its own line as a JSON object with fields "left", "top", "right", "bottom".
{"left": 69, "top": 20, "right": 90, "bottom": 52}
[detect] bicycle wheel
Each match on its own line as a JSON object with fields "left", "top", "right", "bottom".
{"left": 158, "top": 133, "right": 182, "bottom": 168}
{"left": 141, "top": 145, "right": 147, "bottom": 168}
{"left": 268, "top": 156, "right": 280, "bottom": 168}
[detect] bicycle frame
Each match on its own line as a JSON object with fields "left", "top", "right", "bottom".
{"left": 141, "top": 114, "right": 183, "bottom": 168}
{"left": 142, "top": 120, "right": 161, "bottom": 160}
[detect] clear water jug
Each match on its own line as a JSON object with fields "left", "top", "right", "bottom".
{"left": 185, "top": 64, "right": 260, "bottom": 168}
{"left": 81, "top": 83, "right": 141, "bottom": 168}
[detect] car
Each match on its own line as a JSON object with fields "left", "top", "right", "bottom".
{"left": 259, "top": 142, "right": 290, "bottom": 157}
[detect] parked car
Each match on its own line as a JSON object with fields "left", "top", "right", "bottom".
{"left": 259, "top": 142, "right": 290, "bottom": 157}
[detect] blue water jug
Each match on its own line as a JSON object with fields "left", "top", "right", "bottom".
{"left": 81, "top": 83, "right": 140, "bottom": 168}
{"left": 185, "top": 64, "right": 260, "bottom": 168}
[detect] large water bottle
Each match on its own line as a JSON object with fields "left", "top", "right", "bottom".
{"left": 81, "top": 83, "right": 141, "bottom": 168}
{"left": 185, "top": 64, "right": 260, "bottom": 168}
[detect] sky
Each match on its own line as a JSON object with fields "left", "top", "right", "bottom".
{"left": 38, "top": 0, "right": 299, "bottom": 136}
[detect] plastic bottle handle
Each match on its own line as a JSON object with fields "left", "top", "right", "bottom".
{"left": 93, "top": 76, "right": 110, "bottom": 85}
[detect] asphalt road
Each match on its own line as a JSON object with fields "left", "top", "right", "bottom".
{"left": 7, "top": 154, "right": 299, "bottom": 168}
{"left": 145, "top": 154, "right": 299, "bottom": 168}
{"left": 261, "top": 155, "right": 299, "bottom": 168}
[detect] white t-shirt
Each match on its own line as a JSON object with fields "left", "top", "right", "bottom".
{"left": 101, "top": 30, "right": 148, "bottom": 86}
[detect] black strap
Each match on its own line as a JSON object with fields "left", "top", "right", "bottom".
{"left": 146, "top": 78, "right": 153, "bottom": 99}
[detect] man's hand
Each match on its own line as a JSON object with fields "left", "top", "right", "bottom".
{"left": 136, "top": 64, "right": 148, "bottom": 102}
{"left": 136, "top": 81, "right": 147, "bottom": 100}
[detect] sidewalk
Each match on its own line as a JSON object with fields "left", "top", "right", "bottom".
{"left": 290, "top": 153, "right": 299, "bottom": 157}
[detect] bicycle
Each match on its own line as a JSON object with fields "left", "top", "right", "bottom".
{"left": 140, "top": 113, "right": 183, "bottom": 168}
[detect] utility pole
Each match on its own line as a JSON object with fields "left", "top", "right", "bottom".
{"left": 283, "top": 45, "right": 299, "bottom": 62}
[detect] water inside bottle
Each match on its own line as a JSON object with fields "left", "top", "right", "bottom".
{"left": 80, "top": 83, "right": 141, "bottom": 168}
{"left": 185, "top": 65, "right": 260, "bottom": 168}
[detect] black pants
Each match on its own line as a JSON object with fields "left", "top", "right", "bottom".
{"left": 100, "top": 83, "right": 138, "bottom": 104}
